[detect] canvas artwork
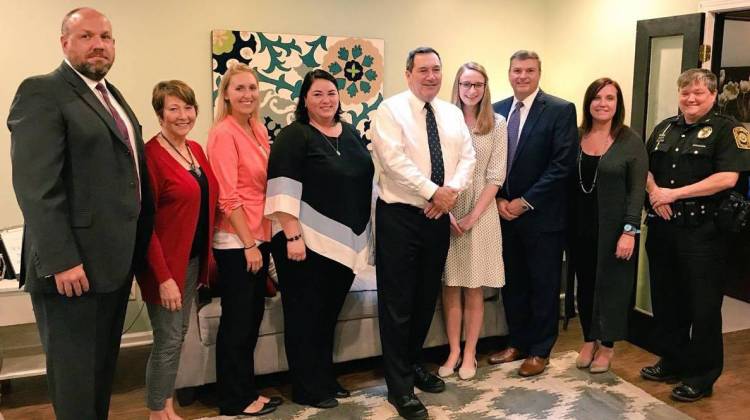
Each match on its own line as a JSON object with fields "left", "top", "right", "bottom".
{"left": 719, "top": 66, "right": 750, "bottom": 128}
{"left": 212, "top": 30, "right": 385, "bottom": 142}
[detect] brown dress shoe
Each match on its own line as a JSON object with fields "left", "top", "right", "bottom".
{"left": 518, "top": 356, "right": 549, "bottom": 377}
{"left": 488, "top": 347, "right": 527, "bottom": 365}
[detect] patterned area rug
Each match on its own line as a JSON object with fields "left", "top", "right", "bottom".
{"left": 198, "top": 351, "right": 691, "bottom": 419}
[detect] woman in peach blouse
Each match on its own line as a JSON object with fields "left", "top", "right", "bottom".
{"left": 207, "top": 63, "right": 281, "bottom": 417}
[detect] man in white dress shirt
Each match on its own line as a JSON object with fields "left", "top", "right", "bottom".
{"left": 371, "top": 47, "right": 475, "bottom": 420}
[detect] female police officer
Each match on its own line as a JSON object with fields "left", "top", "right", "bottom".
{"left": 640, "top": 68, "right": 750, "bottom": 402}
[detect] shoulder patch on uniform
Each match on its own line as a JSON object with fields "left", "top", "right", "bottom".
{"left": 735, "top": 126, "right": 750, "bottom": 149}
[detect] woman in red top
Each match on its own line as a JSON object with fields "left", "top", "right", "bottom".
{"left": 137, "top": 80, "right": 218, "bottom": 420}
{"left": 207, "top": 63, "right": 280, "bottom": 417}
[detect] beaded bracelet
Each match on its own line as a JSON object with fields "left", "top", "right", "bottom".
{"left": 286, "top": 234, "right": 302, "bottom": 242}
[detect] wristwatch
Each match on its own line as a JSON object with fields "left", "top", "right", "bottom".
{"left": 623, "top": 223, "right": 639, "bottom": 236}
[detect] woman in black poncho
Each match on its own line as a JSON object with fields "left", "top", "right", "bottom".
{"left": 264, "top": 69, "right": 374, "bottom": 409}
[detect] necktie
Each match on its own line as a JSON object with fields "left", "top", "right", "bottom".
{"left": 424, "top": 103, "right": 445, "bottom": 186}
{"left": 95, "top": 83, "right": 140, "bottom": 199}
{"left": 506, "top": 101, "right": 524, "bottom": 174}
{"left": 95, "top": 83, "right": 130, "bottom": 142}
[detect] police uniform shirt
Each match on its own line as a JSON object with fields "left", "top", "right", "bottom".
{"left": 647, "top": 112, "right": 750, "bottom": 198}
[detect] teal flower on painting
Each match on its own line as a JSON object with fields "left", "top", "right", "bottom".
{"left": 323, "top": 38, "right": 384, "bottom": 105}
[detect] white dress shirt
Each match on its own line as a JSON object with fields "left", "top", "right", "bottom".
{"left": 65, "top": 59, "right": 139, "bottom": 178}
{"left": 372, "top": 90, "right": 476, "bottom": 207}
{"left": 508, "top": 87, "right": 540, "bottom": 140}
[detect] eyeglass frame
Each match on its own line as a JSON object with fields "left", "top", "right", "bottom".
{"left": 458, "top": 81, "right": 486, "bottom": 90}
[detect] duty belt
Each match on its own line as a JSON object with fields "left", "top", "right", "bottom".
{"left": 648, "top": 199, "right": 716, "bottom": 226}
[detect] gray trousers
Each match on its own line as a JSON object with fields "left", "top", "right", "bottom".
{"left": 145, "top": 258, "right": 199, "bottom": 410}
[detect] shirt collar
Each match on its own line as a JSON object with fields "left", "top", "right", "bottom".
{"left": 511, "top": 87, "right": 540, "bottom": 112}
{"left": 406, "top": 89, "right": 432, "bottom": 114}
{"left": 64, "top": 58, "right": 108, "bottom": 91}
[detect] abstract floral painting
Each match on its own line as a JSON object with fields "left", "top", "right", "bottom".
{"left": 212, "top": 30, "right": 385, "bottom": 141}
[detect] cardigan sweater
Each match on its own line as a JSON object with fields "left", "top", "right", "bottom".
{"left": 137, "top": 136, "right": 218, "bottom": 304}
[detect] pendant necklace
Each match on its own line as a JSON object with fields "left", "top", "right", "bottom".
{"left": 160, "top": 132, "right": 202, "bottom": 177}
{"left": 311, "top": 121, "right": 341, "bottom": 156}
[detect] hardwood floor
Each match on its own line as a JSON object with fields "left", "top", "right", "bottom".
{"left": 1, "top": 319, "right": 748, "bottom": 419}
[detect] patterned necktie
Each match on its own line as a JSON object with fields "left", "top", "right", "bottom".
{"left": 506, "top": 101, "right": 524, "bottom": 174}
{"left": 95, "top": 83, "right": 130, "bottom": 142}
{"left": 95, "top": 83, "right": 140, "bottom": 199}
{"left": 424, "top": 103, "right": 445, "bottom": 186}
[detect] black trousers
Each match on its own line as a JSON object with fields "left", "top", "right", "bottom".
{"left": 213, "top": 245, "right": 270, "bottom": 413}
{"left": 376, "top": 200, "right": 450, "bottom": 397}
{"left": 646, "top": 219, "right": 726, "bottom": 390}
{"left": 572, "top": 233, "right": 613, "bottom": 347}
{"left": 30, "top": 282, "right": 131, "bottom": 420}
{"left": 271, "top": 233, "right": 354, "bottom": 404}
{"left": 501, "top": 223, "right": 564, "bottom": 357}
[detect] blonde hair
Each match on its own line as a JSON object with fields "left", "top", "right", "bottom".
{"left": 451, "top": 62, "right": 494, "bottom": 135}
{"left": 214, "top": 63, "right": 260, "bottom": 124}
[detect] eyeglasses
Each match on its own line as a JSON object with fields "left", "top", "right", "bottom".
{"left": 459, "top": 81, "right": 486, "bottom": 90}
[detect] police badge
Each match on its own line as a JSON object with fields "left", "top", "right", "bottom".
{"left": 697, "top": 126, "right": 712, "bottom": 139}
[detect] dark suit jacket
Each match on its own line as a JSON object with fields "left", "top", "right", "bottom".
{"left": 8, "top": 62, "right": 154, "bottom": 294}
{"left": 493, "top": 90, "right": 578, "bottom": 233}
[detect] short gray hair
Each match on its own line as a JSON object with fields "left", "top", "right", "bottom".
{"left": 406, "top": 47, "right": 441, "bottom": 71}
{"left": 509, "top": 50, "right": 541, "bottom": 72}
{"left": 677, "top": 68, "right": 717, "bottom": 93}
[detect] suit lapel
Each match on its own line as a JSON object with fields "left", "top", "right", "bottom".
{"left": 511, "top": 91, "right": 547, "bottom": 168}
{"left": 498, "top": 98, "right": 512, "bottom": 119}
{"left": 58, "top": 63, "right": 129, "bottom": 146}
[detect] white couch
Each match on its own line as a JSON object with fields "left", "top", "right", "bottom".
{"left": 174, "top": 264, "right": 508, "bottom": 394}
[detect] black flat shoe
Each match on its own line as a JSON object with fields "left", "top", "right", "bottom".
{"left": 640, "top": 364, "right": 677, "bottom": 382}
{"left": 333, "top": 385, "right": 351, "bottom": 399}
{"left": 220, "top": 402, "right": 277, "bottom": 417}
{"left": 671, "top": 384, "right": 713, "bottom": 402}
{"left": 309, "top": 397, "right": 339, "bottom": 409}
{"left": 414, "top": 364, "right": 445, "bottom": 393}
{"left": 387, "top": 393, "right": 428, "bottom": 420}
{"left": 265, "top": 395, "right": 283, "bottom": 408}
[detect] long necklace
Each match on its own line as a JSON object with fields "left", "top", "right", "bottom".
{"left": 577, "top": 148, "right": 599, "bottom": 194}
{"left": 310, "top": 121, "right": 341, "bottom": 156}
{"left": 160, "top": 132, "right": 201, "bottom": 177}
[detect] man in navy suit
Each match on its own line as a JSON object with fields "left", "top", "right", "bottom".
{"left": 487, "top": 50, "right": 577, "bottom": 376}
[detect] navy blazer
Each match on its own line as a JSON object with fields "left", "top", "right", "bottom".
{"left": 493, "top": 90, "right": 577, "bottom": 233}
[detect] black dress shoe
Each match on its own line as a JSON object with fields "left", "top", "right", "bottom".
{"left": 640, "top": 364, "right": 677, "bottom": 382}
{"left": 265, "top": 395, "right": 283, "bottom": 408}
{"left": 333, "top": 384, "right": 351, "bottom": 398}
{"left": 309, "top": 397, "right": 339, "bottom": 409}
{"left": 387, "top": 393, "right": 428, "bottom": 420}
{"left": 671, "top": 384, "right": 713, "bottom": 402}
{"left": 414, "top": 364, "right": 445, "bottom": 393}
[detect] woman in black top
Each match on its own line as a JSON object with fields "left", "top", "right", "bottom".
{"left": 264, "top": 69, "right": 374, "bottom": 408}
{"left": 568, "top": 78, "right": 647, "bottom": 373}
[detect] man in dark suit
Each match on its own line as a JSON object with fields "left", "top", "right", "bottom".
{"left": 8, "top": 8, "right": 153, "bottom": 419}
{"left": 487, "top": 50, "right": 577, "bottom": 376}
